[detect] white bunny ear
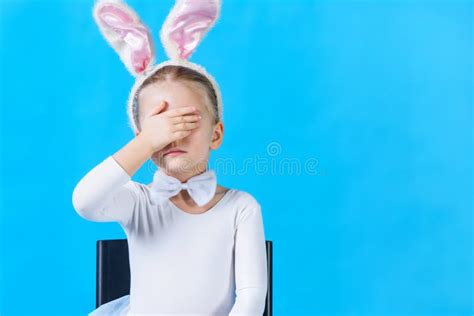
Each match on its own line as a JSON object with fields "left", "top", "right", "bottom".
{"left": 160, "top": 0, "right": 221, "bottom": 60}
{"left": 93, "top": 0, "right": 155, "bottom": 76}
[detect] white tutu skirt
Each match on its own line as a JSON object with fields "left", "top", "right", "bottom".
{"left": 88, "top": 295, "right": 130, "bottom": 316}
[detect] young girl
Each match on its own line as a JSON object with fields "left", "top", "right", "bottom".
{"left": 72, "top": 1, "right": 267, "bottom": 315}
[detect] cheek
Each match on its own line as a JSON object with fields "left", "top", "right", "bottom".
{"left": 186, "top": 125, "right": 212, "bottom": 148}
{"left": 192, "top": 119, "right": 213, "bottom": 137}
{"left": 188, "top": 128, "right": 207, "bottom": 143}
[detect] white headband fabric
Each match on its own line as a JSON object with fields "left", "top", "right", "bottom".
{"left": 92, "top": 0, "right": 223, "bottom": 133}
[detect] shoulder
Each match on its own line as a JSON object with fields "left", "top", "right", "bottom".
{"left": 120, "top": 180, "right": 154, "bottom": 202}
{"left": 225, "top": 188, "right": 261, "bottom": 209}
{"left": 226, "top": 188, "right": 263, "bottom": 226}
{"left": 122, "top": 180, "right": 144, "bottom": 192}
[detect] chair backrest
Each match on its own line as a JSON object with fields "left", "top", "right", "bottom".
{"left": 96, "top": 239, "right": 273, "bottom": 316}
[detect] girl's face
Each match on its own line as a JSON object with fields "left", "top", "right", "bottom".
{"left": 136, "top": 80, "right": 223, "bottom": 179}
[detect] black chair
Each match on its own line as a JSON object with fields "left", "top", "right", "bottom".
{"left": 96, "top": 239, "right": 273, "bottom": 316}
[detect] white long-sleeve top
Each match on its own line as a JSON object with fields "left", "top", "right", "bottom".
{"left": 72, "top": 155, "right": 268, "bottom": 316}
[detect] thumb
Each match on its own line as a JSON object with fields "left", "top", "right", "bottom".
{"left": 148, "top": 100, "right": 167, "bottom": 117}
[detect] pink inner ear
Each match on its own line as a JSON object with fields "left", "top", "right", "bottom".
{"left": 98, "top": 4, "right": 152, "bottom": 73}
{"left": 168, "top": 0, "right": 218, "bottom": 59}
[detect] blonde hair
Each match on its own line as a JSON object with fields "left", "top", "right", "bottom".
{"left": 132, "top": 65, "right": 220, "bottom": 131}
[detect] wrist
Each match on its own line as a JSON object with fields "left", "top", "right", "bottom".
{"left": 135, "top": 132, "right": 156, "bottom": 157}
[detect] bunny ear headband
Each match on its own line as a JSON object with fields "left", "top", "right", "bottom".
{"left": 92, "top": 0, "right": 223, "bottom": 133}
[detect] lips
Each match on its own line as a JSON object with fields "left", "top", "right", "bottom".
{"left": 163, "top": 149, "right": 187, "bottom": 156}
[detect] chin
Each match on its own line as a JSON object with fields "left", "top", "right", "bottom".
{"left": 159, "top": 157, "right": 189, "bottom": 173}
{"left": 173, "top": 158, "right": 210, "bottom": 175}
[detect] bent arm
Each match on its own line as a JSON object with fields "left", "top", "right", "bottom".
{"left": 229, "top": 201, "right": 268, "bottom": 316}
{"left": 72, "top": 134, "right": 154, "bottom": 226}
{"left": 72, "top": 155, "right": 138, "bottom": 226}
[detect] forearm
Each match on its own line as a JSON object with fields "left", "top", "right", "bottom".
{"left": 112, "top": 133, "right": 155, "bottom": 177}
{"left": 229, "top": 286, "right": 267, "bottom": 316}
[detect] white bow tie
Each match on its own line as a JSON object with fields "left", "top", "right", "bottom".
{"left": 149, "top": 169, "right": 217, "bottom": 207}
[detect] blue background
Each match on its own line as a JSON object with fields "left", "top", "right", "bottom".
{"left": 0, "top": 0, "right": 472, "bottom": 315}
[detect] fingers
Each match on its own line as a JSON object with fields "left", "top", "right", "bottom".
{"left": 171, "top": 114, "right": 202, "bottom": 124}
{"left": 166, "top": 106, "right": 198, "bottom": 118}
{"left": 172, "top": 130, "right": 193, "bottom": 140}
{"left": 172, "top": 121, "right": 200, "bottom": 132}
{"left": 147, "top": 101, "right": 167, "bottom": 117}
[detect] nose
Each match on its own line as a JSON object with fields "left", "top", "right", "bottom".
{"left": 169, "top": 140, "right": 178, "bottom": 148}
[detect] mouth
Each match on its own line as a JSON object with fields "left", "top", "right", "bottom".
{"left": 163, "top": 150, "right": 187, "bottom": 157}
